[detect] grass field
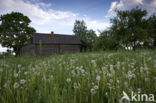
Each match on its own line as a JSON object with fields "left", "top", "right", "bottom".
{"left": 0, "top": 50, "right": 156, "bottom": 103}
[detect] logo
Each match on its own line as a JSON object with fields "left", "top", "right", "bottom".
{"left": 120, "top": 91, "right": 155, "bottom": 103}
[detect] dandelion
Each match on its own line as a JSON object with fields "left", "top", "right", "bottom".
{"left": 3, "top": 83, "right": 8, "bottom": 88}
{"left": 73, "top": 82, "right": 80, "bottom": 88}
{"left": 14, "top": 73, "right": 18, "bottom": 77}
{"left": 20, "top": 79, "right": 26, "bottom": 84}
{"left": 24, "top": 72, "right": 28, "bottom": 75}
{"left": 94, "top": 85, "right": 99, "bottom": 90}
{"left": 109, "top": 79, "right": 113, "bottom": 83}
{"left": 90, "top": 88, "right": 96, "bottom": 95}
{"left": 18, "top": 64, "right": 21, "bottom": 68}
{"left": 0, "top": 68, "right": 3, "bottom": 72}
{"left": 66, "top": 78, "right": 71, "bottom": 83}
{"left": 96, "top": 75, "right": 101, "bottom": 81}
{"left": 145, "top": 77, "right": 148, "bottom": 81}
{"left": 116, "top": 79, "right": 120, "bottom": 83}
{"left": 13, "top": 82, "right": 19, "bottom": 89}
{"left": 138, "top": 88, "right": 141, "bottom": 93}
{"left": 105, "top": 92, "right": 108, "bottom": 97}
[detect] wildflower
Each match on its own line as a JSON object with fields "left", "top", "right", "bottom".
{"left": 3, "top": 83, "right": 8, "bottom": 88}
{"left": 24, "top": 72, "right": 28, "bottom": 75}
{"left": 145, "top": 77, "right": 148, "bottom": 81}
{"left": 13, "top": 82, "right": 19, "bottom": 89}
{"left": 96, "top": 75, "right": 101, "bottom": 81}
{"left": 105, "top": 92, "right": 108, "bottom": 97}
{"left": 80, "top": 69, "right": 85, "bottom": 74}
{"left": 124, "top": 82, "right": 128, "bottom": 87}
{"left": 138, "top": 88, "right": 141, "bottom": 93}
{"left": 90, "top": 88, "right": 96, "bottom": 95}
{"left": 0, "top": 68, "right": 3, "bottom": 72}
{"left": 66, "top": 78, "right": 71, "bottom": 83}
{"left": 20, "top": 79, "right": 26, "bottom": 84}
{"left": 94, "top": 85, "right": 99, "bottom": 90}
{"left": 18, "top": 64, "right": 21, "bottom": 68}
{"left": 91, "top": 60, "right": 96, "bottom": 64}
{"left": 14, "top": 73, "right": 18, "bottom": 77}
{"left": 116, "top": 79, "right": 120, "bottom": 83}
{"left": 127, "top": 71, "right": 135, "bottom": 79}
{"left": 109, "top": 79, "right": 113, "bottom": 83}
{"left": 73, "top": 82, "right": 80, "bottom": 88}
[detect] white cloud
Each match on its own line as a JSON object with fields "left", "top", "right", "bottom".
{"left": 0, "top": 0, "right": 109, "bottom": 33}
{"left": 106, "top": 0, "right": 156, "bottom": 17}
{"left": 0, "top": 0, "right": 110, "bottom": 52}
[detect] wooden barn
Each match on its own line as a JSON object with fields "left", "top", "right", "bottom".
{"left": 20, "top": 32, "right": 81, "bottom": 56}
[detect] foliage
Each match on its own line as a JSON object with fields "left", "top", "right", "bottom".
{"left": 110, "top": 7, "right": 148, "bottom": 49}
{"left": 94, "top": 30, "right": 119, "bottom": 50}
{"left": 147, "top": 14, "right": 156, "bottom": 48}
{"left": 73, "top": 20, "right": 97, "bottom": 51}
{"left": 0, "top": 50, "right": 155, "bottom": 103}
{"left": 0, "top": 12, "right": 36, "bottom": 56}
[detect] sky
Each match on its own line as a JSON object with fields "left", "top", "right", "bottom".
{"left": 0, "top": 0, "right": 156, "bottom": 52}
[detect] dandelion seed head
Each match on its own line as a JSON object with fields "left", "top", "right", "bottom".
{"left": 96, "top": 75, "right": 101, "bottom": 81}
{"left": 66, "top": 78, "right": 71, "bottom": 83}
{"left": 13, "top": 82, "right": 19, "bottom": 89}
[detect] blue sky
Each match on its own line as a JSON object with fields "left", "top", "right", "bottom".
{"left": 0, "top": 0, "right": 156, "bottom": 52}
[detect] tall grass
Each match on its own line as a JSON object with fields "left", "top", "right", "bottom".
{"left": 0, "top": 50, "right": 156, "bottom": 103}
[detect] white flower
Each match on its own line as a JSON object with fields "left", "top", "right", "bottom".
{"left": 109, "top": 79, "right": 113, "bottom": 83}
{"left": 13, "top": 82, "right": 19, "bottom": 88}
{"left": 73, "top": 82, "right": 80, "bottom": 88}
{"left": 20, "top": 79, "right": 26, "bottom": 84}
{"left": 94, "top": 85, "right": 99, "bottom": 90}
{"left": 91, "top": 60, "right": 96, "bottom": 64}
{"left": 0, "top": 68, "right": 3, "bottom": 72}
{"left": 3, "top": 83, "right": 8, "bottom": 88}
{"left": 96, "top": 75, "right": 101, "bottom": 81}
{"left": 90, "top": 88, "right": 96, "bottom": 95}
{"left": 116, "top": 79, "right": 120, "bottom": 83}
{"left": 14, "top": 73, "right": 18, "bottom": 77}
{"left": 24, "top": 72, "right": 28, "bottom": 75}
{"left": 138, "top": 88, "right": 141, "bottom": 93}
{"left": 18, "top": 64, "right": 21, "bottom": 68}
{"left": 66, "top": 78, "right": 71, "bottom": 83}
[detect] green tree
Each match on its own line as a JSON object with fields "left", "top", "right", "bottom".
{"left": 0, "top": 12, "right": 36, "bottom": 56}
{"left": 111, "top": 7, "right": 148, "bottom": 49}
{"left": 147, "top": 14, "right": 156, "bottom": 48}
{"left": 73, "top": 20, "right": 97, "bottom": 51}
{"left": 86, "top": 29, "right": 97, "bottom": 50}
{"left": 94, "top": 30, "right": 119, "bottom": 50}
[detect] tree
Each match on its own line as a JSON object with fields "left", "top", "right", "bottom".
{"left": 94, "top": 30, "right": 119, "bottom": 50}
{"left": 73, "top": 20, "right": 97, "bottom": 51}
{"left": 86, "top": 29, "right": 97, "bottom": 50}
{"left": 111, "top": 7, "right": 148, "bottom": 50}
{"left": 147, "top": 14, "right": 156, "bottom": 48}
{"left": 0, "top": 12, "right": 36, "bottom": 56}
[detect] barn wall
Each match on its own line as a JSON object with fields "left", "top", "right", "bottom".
{"left": 35, "top": 44, "right": 59, "bottom": 56}
{"left": 21, "top": 44, "right": 80, "bottom": 56}
{"left": 60, "top": 44, "right": 80, "bottom": 54}
{"left": 36, "top": 44, "right": 80, "bottom": 56}
{"left": 20, "top": 44, "right": 36, "bottom": 57}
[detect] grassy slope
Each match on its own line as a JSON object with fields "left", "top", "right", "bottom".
{"left": 0, "top": 50, "right": 156, "bottom": 103}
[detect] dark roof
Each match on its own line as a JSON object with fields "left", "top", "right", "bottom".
{"left": 33, "top": 33, "right": 81, "bottom": 44}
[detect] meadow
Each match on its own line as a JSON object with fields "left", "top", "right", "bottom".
{"left": 0, "top": 50, "right": 156, "bottom": 103}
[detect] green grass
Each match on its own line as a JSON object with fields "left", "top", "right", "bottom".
{"left": 0, "top": 50, "right": 156, "bottom": 103}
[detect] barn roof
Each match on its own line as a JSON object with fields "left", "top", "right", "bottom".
{"left": 33, "top": 33, "right": 81, "bottom": 45}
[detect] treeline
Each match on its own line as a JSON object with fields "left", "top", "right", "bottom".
{"left": 73, "top": 7, "right": 156, "bottom": 51}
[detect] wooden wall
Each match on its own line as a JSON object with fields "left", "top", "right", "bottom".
{"left": 20, "top": 44, "right": 80, "bottom": 56}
